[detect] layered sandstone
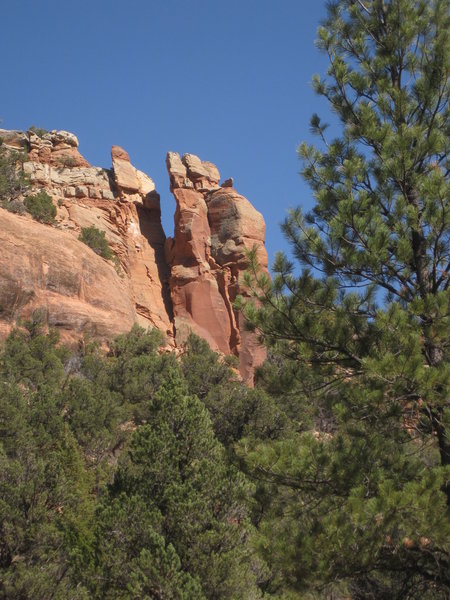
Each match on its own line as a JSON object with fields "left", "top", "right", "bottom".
{"left": 0, "top": 128, "right": 267, "bottom": 382}
{"left": 166, "top": 152, "right": 268, "bottom": 383}
{"left": 1, "top": 128, "right": 172, "bottom": 338}
{"left": 28, "top": 129, "right": 90, "bottom": 167}
{"left": 0, "top": 208, "right": 135, "bottom": 342}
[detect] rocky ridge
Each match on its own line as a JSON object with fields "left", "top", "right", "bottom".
{"left": 0, "top": 128, "right": 267, "bottom": 383}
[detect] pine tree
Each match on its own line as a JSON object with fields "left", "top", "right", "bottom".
{"left": 181, "top": 334, "right": 288, "bottom": 446}
{"left": 0, "top": 141, "right": 29, "bottom": 206}
{"left": 93, "top": 369, "right": 264, "bottom": 599}
{"left": 0, "top": 326, "right": 92, "bottom": 599}
{"left": 240, "top": 0, "right": 449, "bottom": 596}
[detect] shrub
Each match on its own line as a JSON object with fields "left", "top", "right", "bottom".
{"left": 78, "top": 226, "right": 114, "bottom": 260}
{"left": 0, "top": 147, "right": 29, "bottom": 202}
{"left": 24, "top": 191, "right": 57, "bottom": 224}
{"left": 28, "top": 125, "right": 49, "bottom": 138}
{"left": 5, "top": 200, "right": 26, "bottom": 215}
{"left": 57, "top": 155, "right": 78, "bottom": 168}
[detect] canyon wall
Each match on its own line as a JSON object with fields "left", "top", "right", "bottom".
{"left": 0, "top": 128, "right": 267, "bottom": 382}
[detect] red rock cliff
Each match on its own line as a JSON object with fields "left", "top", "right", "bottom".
{"left": 165, "top": 152, "right": 268, "bottom": 383}
{"left": 0, "top": 129, "right": 267, "bottom": 382}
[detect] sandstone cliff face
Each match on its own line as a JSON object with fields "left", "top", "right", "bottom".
{"left": 17, "top": 130, "right": 172, "bottom": 336}
{"left": 0, "top": 128, "right": 267, "bottom": 382}
{"left": 166, "top": 152, "right": 268, "bottom": 383}
{"left": 0, "top": 208, "right": 135, "bottom": 342}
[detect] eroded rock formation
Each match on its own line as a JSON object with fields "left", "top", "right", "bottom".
{"left": 0, "top": 128, "right": 267, "bottom": 382}
{"left": 166, "top": 152, "right": 268, "bottom": 383}
{"left": 0, "top": 208, "right": 136, "bottom": 342}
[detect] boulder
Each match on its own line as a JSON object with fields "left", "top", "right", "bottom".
{"left": 0, "top": 129, "right": 28, "bottom": 150}
{"left": 208, "top": 187, "right": 268, "bottom": 270}
{"left": 111, "top": 145, "right": 157, "bottom": 199}
{"left": 111, "top": 145, "right": 140, "bottom": 193}
{"left": 47, "top": 130, "right": 79, "bottom": 147}
{"left": 182, "top": 153, "right": 220, "bottom": 189}
{"left": 166, "top": 152, "right": 189, "bottom": 190}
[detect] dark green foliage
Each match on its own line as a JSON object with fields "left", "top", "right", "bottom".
{"left": 4, "top": 200, "right": 26, "bottom": 215}
{"left": 0, "top": 325, "right": 92, "bottom": 599}
{"left": 107, "top": 324, "right": 178, "bottom": 422}
{"left": 101, "top": 370, "right": 262, "bottom": 599}
{"left": 57, "top": 155, "right": 78, "bottom": 168}
{"left": 78, "top": 226, "right": 114, "bottom": 260}
{"left": 181, "top": 333, "right": 234, "bottom": 400}
{"left": 1, "top": 324, "right": 68, "bottom": 390}
{"left": 239, "top": 0, "right": 450, "bottom": 597}
{"left": 24, "top": 191, "right": 57, "bottom": 224}
{"left": 181, "top": 334, "right": 289, "bottom": 446}
{"left": 63, "top": 374, "right": 125, "bottom": 478}
{"left": 0, "top": 144, "right": 29, "bottom": 205}
{"left": 90, "top": 495, "right": 205, "bottom": 599}
{"left": 0, "top": 324, "right": 267, "bottom": 598}
{"left": 28, "top": 125, "right": 49, "bottom": 138}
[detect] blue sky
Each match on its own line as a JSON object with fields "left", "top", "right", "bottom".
{"left": 1, "top": 0, "right": 331, "bottom": 266}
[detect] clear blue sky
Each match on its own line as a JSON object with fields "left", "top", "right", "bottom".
{"left": 1, "top": 0, "right": 332, "bottom": 266}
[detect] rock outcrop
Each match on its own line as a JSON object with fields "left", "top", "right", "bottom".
{"left": 166, "top": 152, "right": 268, "bottom": 383}
{"left": 28, "top": 129, "right": 90, "bottom": 167}
{"left": 1, "top": 129, "right": 172, "bottom": 337}
{"left": 0, "top": 128, "right": 267, "bottom": 382}
{"left": 0, "top": 208, "right": 136, "bottom": 343}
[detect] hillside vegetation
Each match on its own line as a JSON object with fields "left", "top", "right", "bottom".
{"left": 0, "top": 324, "right": 281, "bottom": 599}
{"left": 0, "top": 1, "right": 448, "bottom": 598}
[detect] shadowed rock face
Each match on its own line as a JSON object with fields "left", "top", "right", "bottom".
{"left": 0, "top": 129, "right": 268, "bottom": 383}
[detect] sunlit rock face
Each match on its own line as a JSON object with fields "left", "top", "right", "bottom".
{"left": 0, "top": 129, "right": 268, "bottom": 383}
{"left": 0, "top": 207, "right": 136, "bottom": 343}
{"left": 166, "top": 152, "right": 268, "bottom": 383}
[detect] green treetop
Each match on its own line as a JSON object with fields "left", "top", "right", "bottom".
{"left": 239, "top": 0, "right": 449, "bottom": 596}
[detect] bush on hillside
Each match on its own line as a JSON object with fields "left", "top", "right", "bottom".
{"left": 57, "top": 155, "right": 78, "bottom": 168}
{"left": 78, "top": 226, "right": 114, "bottom": 260}
{"left": 24, "top": 191, "right": 56, "bottom": 224}
{"left": 28, "top": 125, "right": 49, "bottom": 138}
{"left": 5, "top": 200, "right": 27, "bottom": 215}
{"left": 0, "top": 145, "right": 29, "bottom": 203}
